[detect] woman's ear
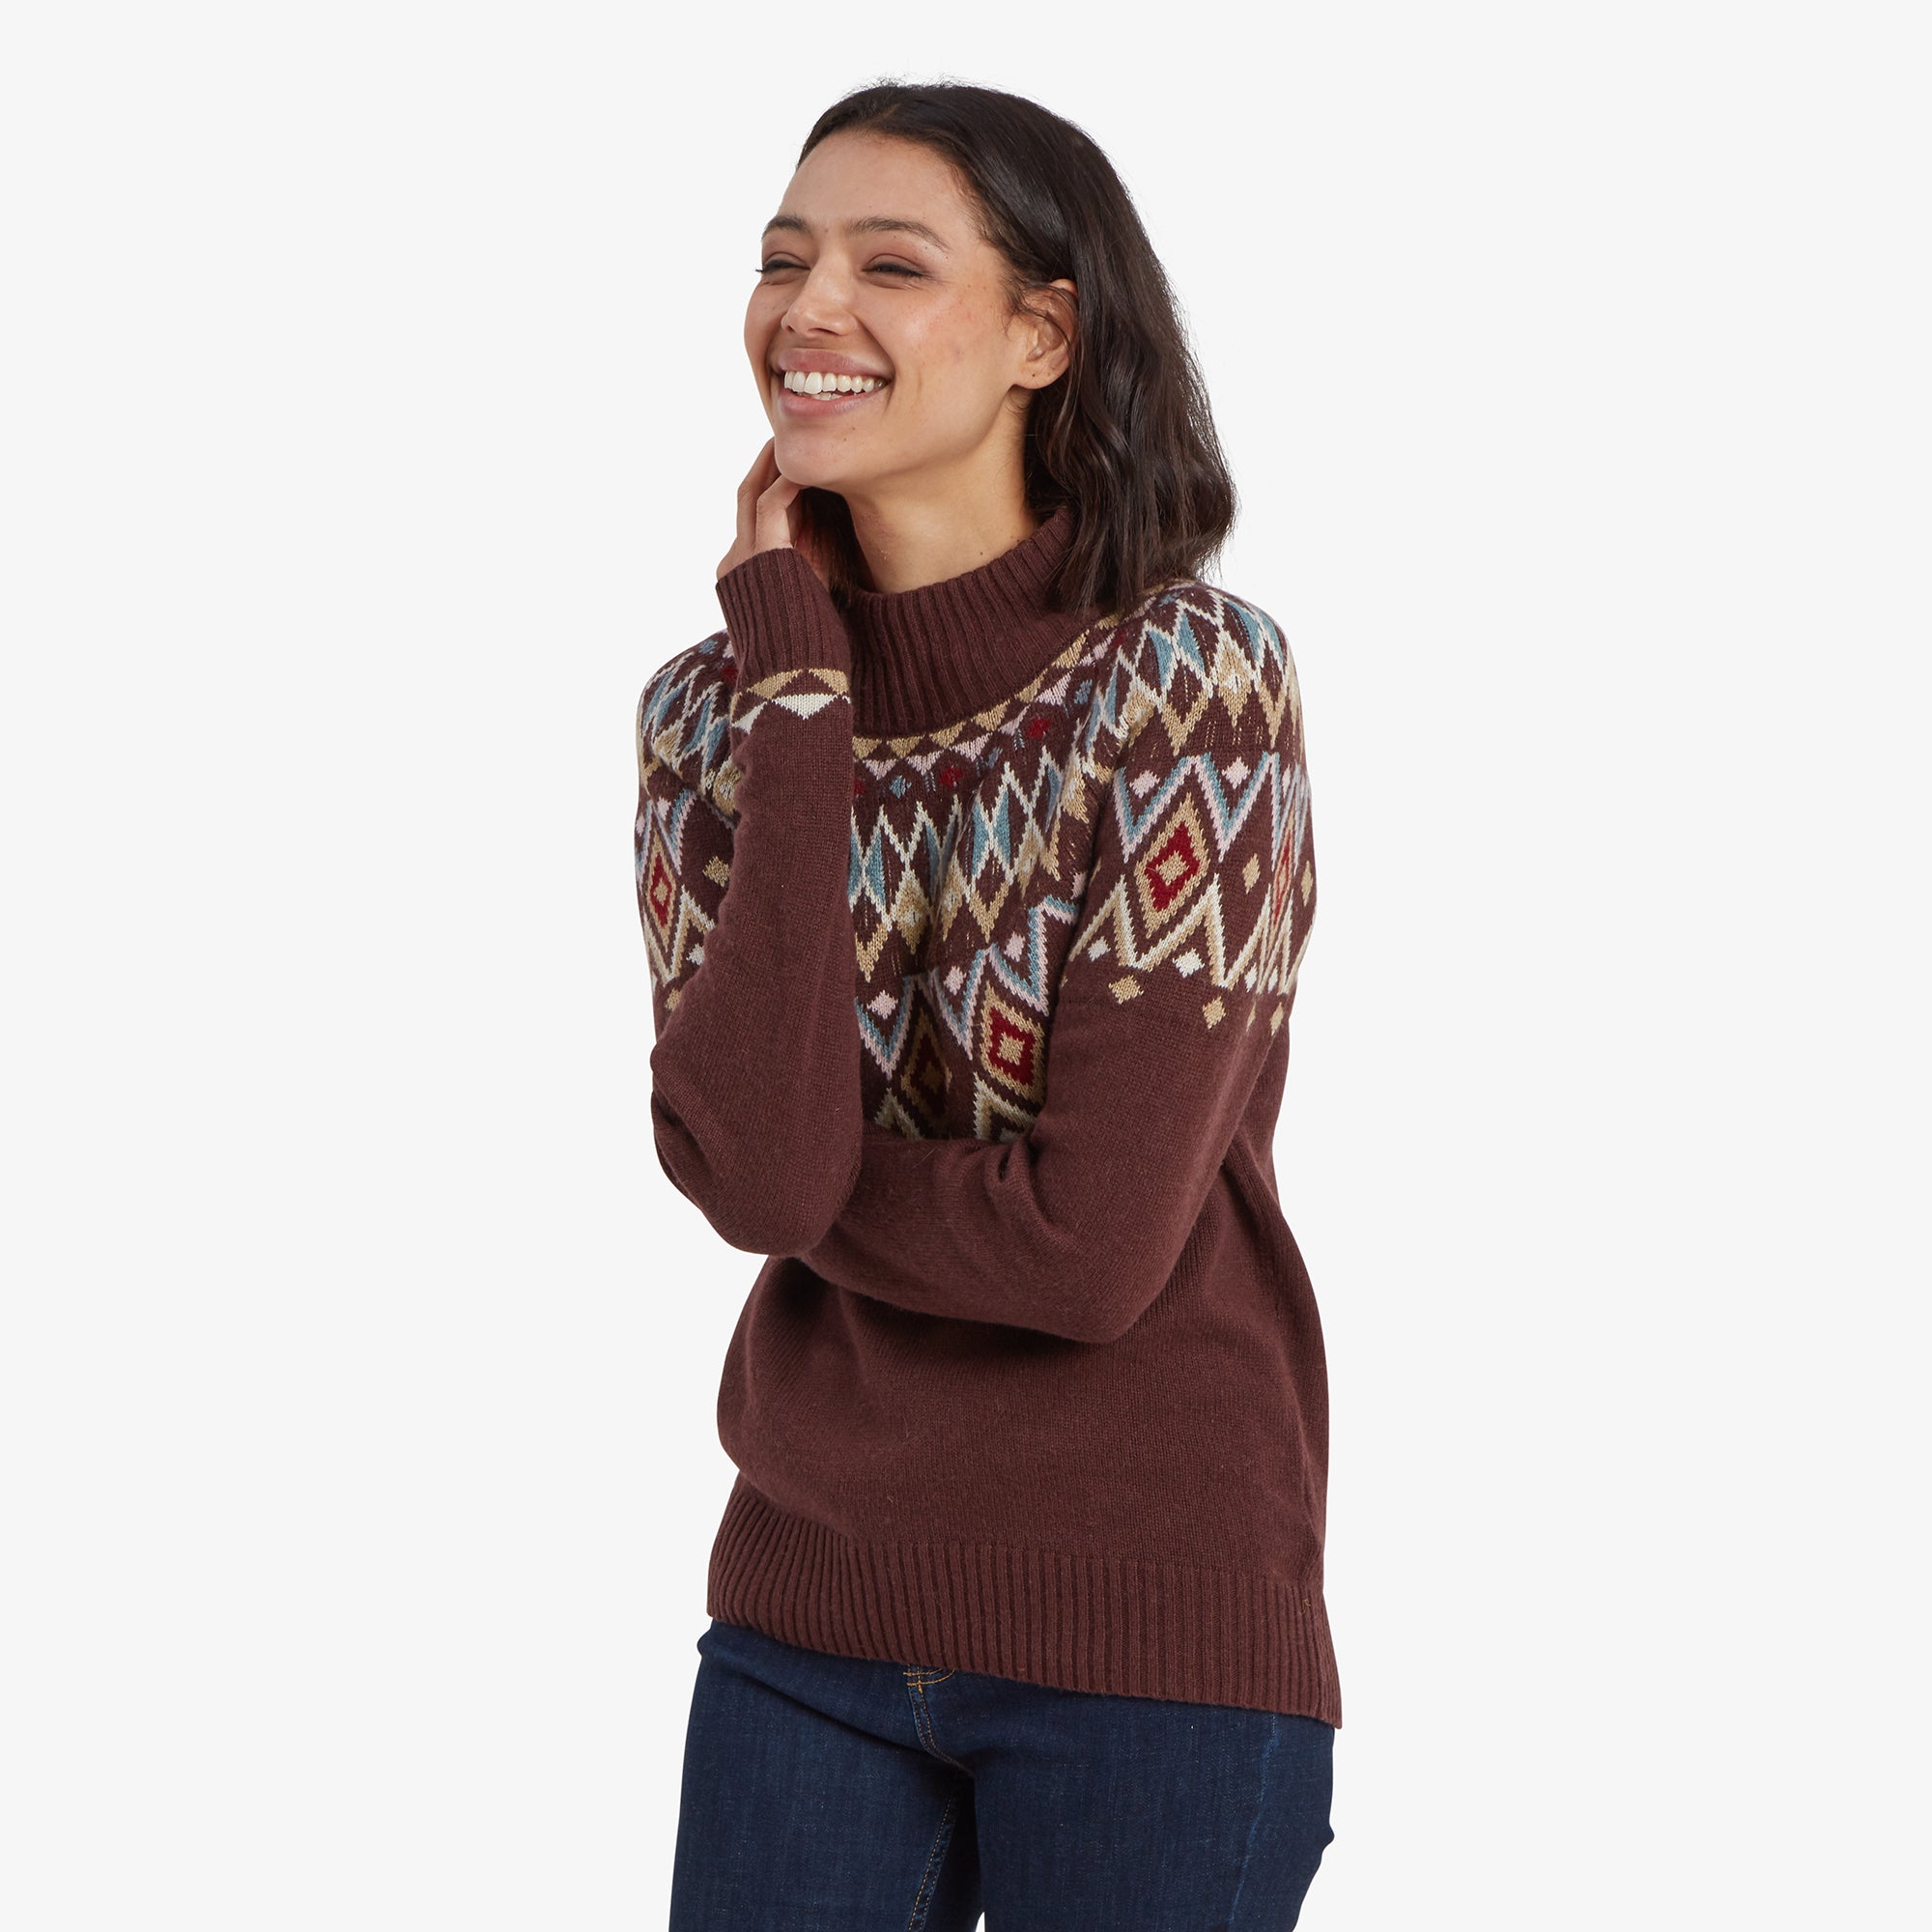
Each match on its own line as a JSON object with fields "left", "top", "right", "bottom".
{"left": 1020, "top": 278, "right": 1078, "bottom": 386}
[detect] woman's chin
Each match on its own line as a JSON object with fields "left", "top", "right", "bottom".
{"left": 767, "top": 442, "right": 867, "bottom": 494}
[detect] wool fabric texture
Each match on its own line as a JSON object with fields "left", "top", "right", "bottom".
{"left": 634, "top": 503, "right": 1340, "bottom": 1725}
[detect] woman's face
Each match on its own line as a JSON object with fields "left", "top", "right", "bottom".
{"left": 745, "top": 129, "right": 1072, "bottom": 505}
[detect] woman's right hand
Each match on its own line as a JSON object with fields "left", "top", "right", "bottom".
{"left": 716, "top": 439, "right": 835, "bottom": 587}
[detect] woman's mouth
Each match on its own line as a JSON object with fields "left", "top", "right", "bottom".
{"left": 773, "top": 370, "right": 892, "bottom": 417}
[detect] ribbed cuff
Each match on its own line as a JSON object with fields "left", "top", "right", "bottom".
{"left": 715, "top": 547, "right": 852, "bottom": 683}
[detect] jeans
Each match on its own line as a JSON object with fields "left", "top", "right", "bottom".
{"left": 668, "top": 1616, "right": 1336, "bottom": 1930}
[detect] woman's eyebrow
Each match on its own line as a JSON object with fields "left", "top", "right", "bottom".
{"left": 760, "top": 213, "right": 951, "bottom": 252}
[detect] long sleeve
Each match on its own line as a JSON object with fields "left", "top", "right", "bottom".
{"left": 634, "top": 546, "right": 863, "bottom": 1255}
{"left": 792, "top": 610, "right": 1318, "bottom": 1345}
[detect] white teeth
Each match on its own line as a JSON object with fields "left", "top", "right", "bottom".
{"left": 781, "top": 370, "right": 886, "bottom": 395}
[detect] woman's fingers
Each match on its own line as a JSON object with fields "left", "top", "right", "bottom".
{"left": 717, "top": 440, "right": 828, "bottom": 589}
{"left": 719, "top": 441, "right": 781, "bottom": 580}
{"left": 753, "top": 471, "right": 802, "bottom": 554}
{"left": 736, "top": 441, "right": 778, "bottom": 549}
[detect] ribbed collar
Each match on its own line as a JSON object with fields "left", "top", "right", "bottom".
{"left": 838, "top": 503, "right": 1102, "bottom": 735}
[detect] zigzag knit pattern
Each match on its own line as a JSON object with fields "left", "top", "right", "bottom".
{"left": 636, "top": 576, "right": 1316, "bottom": 1148}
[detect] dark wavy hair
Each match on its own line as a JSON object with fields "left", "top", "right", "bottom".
{"left": 787, "top": 81, "right": 1239, "bottom": 619}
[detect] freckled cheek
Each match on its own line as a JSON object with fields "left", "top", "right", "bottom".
{"left": 943, "top": 311, "right": 977, "bottom": 374}
{"left": 897, "top": 297, "right": 975, "bottom": 373}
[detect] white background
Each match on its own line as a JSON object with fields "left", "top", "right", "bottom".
{"left": 4, "top": 3, "right": 1926, "bottom": 1926}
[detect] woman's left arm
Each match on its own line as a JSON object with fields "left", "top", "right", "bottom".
{"left": 793, "top": 612, "right": 1319, "bottom": 1345}
{"left": 635, "top": 547, "right": 863, "bottom": 1256}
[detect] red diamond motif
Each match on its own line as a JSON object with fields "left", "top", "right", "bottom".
{"left": 648, "top": 847, "right": 676, "bottom": 931}
{"left": 1144, "top": 819, "right": 1203, "bottom": 912}
{"left": 985, "top": 1007, "right": 1037, "bottom": 1087}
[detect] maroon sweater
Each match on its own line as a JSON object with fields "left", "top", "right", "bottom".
{"left": 634, "top": 504, "right": 1340, "bottom": 1725}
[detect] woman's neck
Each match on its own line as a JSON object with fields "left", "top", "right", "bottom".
{"left": 843, "top": 488, "right": 1041, "bottom": 597}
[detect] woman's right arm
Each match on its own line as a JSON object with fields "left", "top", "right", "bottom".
{"left": 632, "top": 456, "right": 863, "bottom": 1255}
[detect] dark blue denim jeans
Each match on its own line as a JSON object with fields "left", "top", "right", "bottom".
{"left": 668, "top": 1616, "right": 1336, "bottom": 1930}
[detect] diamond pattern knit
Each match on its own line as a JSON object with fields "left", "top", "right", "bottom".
{"left": 634, "top": 504, "right": 1340, "bottom": 1725}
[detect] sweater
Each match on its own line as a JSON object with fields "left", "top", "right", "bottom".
{"left": 633, "top": 503, "right": 1340, "bottom": 1726}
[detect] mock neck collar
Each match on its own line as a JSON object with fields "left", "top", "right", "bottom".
{"left": 837, "top": 503, "right": 1101, "bottom": 735}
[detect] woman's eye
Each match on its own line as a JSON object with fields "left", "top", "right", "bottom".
{"left": 753, "top": 259, "right": 922, "bottom": 278}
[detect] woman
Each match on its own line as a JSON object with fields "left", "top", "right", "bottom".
{"left": 636, "top": 81, "right": 1339, "bottom": 1930}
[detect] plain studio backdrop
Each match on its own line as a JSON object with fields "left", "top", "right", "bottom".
{"left": 2, "top": 4, "right": 1926, "bottom": 1926}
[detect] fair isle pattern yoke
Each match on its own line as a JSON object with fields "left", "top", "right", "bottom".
{"left": 636, "top": 577, "right": 1316, "bottom": 1150}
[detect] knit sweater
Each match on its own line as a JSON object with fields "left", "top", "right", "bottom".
{"left": 633, "top": 503, "right": 1340, "bottom": 1726}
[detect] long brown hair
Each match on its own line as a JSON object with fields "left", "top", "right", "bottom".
{"left": 788, "top": 82, "right": 1239, "bottom": 618}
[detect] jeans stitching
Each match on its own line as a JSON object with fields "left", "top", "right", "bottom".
{"left": 904, "top": 1789, "right": 959, "bottom": 1932}
{"left": 903, "top": 1673, "right": 970, "bottom": 1771}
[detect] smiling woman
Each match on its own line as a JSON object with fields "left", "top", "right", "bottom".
{"left": 730, "top": 112, "right": 1236, "bottom": 614}
{"left": 737, "top": 130, "right": 1086, "bottom": 604}
{"left": 640, "top": 80, "right": 1340, "bottom": 1932}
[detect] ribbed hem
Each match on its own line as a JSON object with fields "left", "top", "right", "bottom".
{"left": 838, "top": 503, "right": 1104, "bottom": 735}
{"left": 714, "top": 547, "right": 853, "bottom": 683}
{"left": 706, "top": 1475, "right": 1343, "bottom": 1727}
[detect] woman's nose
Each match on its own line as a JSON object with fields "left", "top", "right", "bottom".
{"left": 781, "top": 267, "right": 858, "bottom": 334}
